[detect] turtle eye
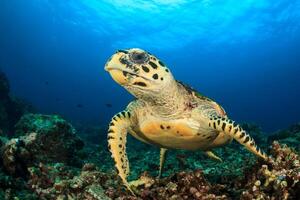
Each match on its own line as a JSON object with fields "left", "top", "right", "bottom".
{"left": 129, "top": 51, "right": 149, "bottom": 64}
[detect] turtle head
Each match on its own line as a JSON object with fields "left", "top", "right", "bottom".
{"left": 105, "top": 48, "right": 174, "bottom": 98}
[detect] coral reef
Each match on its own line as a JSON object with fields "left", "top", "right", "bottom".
{"left": 0, "top": 162, "right": 113, "bottom": 200}
{"left": 240, "top": 141, "right": 300, "bottom": 200}
{"left": 102, "top": 141, "right": 300, "bottom": 200}
{"left": 0, "top": 168, "right": 37, "bottom": 200}
{"left": 1, "top": 114, "right": 84, "bottom": 176}
{"left": 108, "top": 170, "right": 228, "bottom": 200}
{"left": 26, "top": 163, "right": 111, "bottom": 200}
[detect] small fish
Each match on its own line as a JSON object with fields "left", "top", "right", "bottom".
{"left": 45, "top": 81, "right": 49, "bottom": 85}
{"left": 105, "top": 103, "right": 112, "bottom": 108}
{"left": 76, "top": 104, "right": 84, "bottom": 108}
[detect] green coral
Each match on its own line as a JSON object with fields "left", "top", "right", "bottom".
{"left": 15, "top": 114, "right": 75, "bottom": 137}
{"left": 1, "top": 114, "right": 84, "bottom": 177}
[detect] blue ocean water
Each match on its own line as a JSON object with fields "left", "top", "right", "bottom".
{"left": 0, "top": 0, "right": 299, "bottom": 133}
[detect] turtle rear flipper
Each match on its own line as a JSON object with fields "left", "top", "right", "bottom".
{"left": 204, "top": 151, "right": 223, "bottom": 162}
{"left": 208, "top": 115, "right": 268, "bottom": 161}
{"left": 158, "top": 148, "right": 167, "bottom": 178}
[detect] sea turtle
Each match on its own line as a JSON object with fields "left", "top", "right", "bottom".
{"left": 104, "top": 48, "right": 269, "bottom": 194}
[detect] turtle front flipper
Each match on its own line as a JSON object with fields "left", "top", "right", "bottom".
{"left": 108, "top": 111, "right": 134, "bottom": 194}
{"left": 158, "top": 148, "right": 167, "bottom": 178}
{"left": 208, "top": 115, "right": 268, "bottom": 161}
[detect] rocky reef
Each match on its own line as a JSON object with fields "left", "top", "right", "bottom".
{"left": 1, "top": 114, "right": 84, "bottom": 177}
{"left": 101, "top": 141, "right": 300, "bottom": 200}
{"left": 0, "top": 113, "right": 299, "bottom": 199}
{"left": 240, "top": 141, "right": 300, "bottom": 200}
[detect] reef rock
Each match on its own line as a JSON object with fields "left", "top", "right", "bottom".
{"left": 0, "top": 167, "right": 37, "bottom": 200}
{"left": 27, "top": 163, "right": 111, "bottom": 200}
{"left": 1, "top": 138, "right": 32, "bottom": 177}
{"left": 106, "top": 170, "right": 228, "bottom": 200}
{"left": 240, "top": 141, "right": 300, "bottom": 200}
{"left": 1, "top": 114, "right": 84, "bottom": 176}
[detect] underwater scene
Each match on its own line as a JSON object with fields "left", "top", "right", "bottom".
{"left": 1, "top": 0, "right": 300, "bottom": 199}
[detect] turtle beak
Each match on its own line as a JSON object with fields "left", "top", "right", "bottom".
{"left": 104, "top": 50, "right": 128, "bottom": 72}
{"left": 104, "top": 57, "right": 116, "bottom": 72}
{"left": 104, "top": 62, "right": 117, "bottom": 72}
{"left": 105, "top": 53, "right": 129, "bottom": 85}
{"left": 108, "top": 69, "right": 128, "bottom": 85}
